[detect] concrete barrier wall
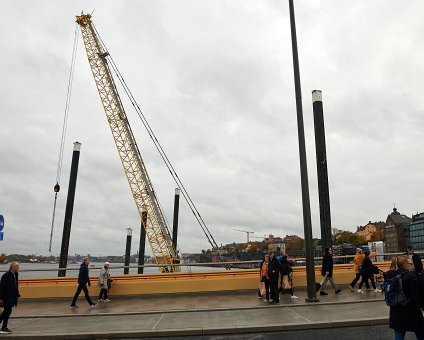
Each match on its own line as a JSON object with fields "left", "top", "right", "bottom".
{"left": 18, "top": 262, "right": 396, "bottom": 299}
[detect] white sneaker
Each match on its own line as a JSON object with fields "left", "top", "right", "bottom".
{"left": 98, "top": 299, "right": 104, "bottom": 302}
{"left": 104, "top": 299, "right": 111, "bottom": 302}
{"left": 290, "top": 295, "right": 298, "bottom": 299}
{"left": 357, "top": 289, "right": 364, "bottom": 294}
{"left": 374, "top": 289, "right": 381, "bottom": 293}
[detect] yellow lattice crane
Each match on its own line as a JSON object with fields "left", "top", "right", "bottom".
{"left": 76, "top": 13, "right": 179, "bottom": 272}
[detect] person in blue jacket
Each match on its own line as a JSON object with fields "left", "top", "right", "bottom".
{"left": 0, "top": 262, "right": 20, "bottom": 334}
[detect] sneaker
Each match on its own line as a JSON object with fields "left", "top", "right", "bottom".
{"left": 374, "top": 289, "right": 382, "bottom": 293}
{"left": 0, "top": 328, "right": 12, "bottom": 334}
{"left": 70, "top": 305, "right": 79, "bottom": 309}
{"left": 335, "top": 289, "right": 341, "bottom": 294}
{"left": 320, "top": 291, "right": 328, "bottom": 296}
{"left": 290, "top": 295, "right": 298, "bottom": 299}
{"left": 90, "top": 303, "right": 97, "bottom": 308}
{"left": 348, "top": 285, "right": 354, "bottom": 292}
{"left": 104, "top": 299, "right": 110, "bottom": 302}
{"left": 98, "top": 299, "right": 104, "bottom": 302}
{"left": 357, "top": 289, "right": 364, "bottom": 294}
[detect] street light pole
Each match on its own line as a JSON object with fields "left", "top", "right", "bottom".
{"left": 288, "top": 0, "right": 318, "bottom": 302}
{"left": 124, "top": 228, "right": 132, "bottom": 275}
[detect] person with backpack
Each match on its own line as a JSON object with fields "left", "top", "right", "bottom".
{"left": 358, "top": 251, "right": 381, "bottom": 293}
{"left": 279, "top": 253, "right": 298, "bottom": 300}
{"left": 385, "top": 255, "right": 424, "bottom": 340}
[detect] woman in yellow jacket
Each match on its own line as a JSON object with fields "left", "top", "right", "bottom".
{"left": 349, "top": 248, "right": 365, "bottom": 291}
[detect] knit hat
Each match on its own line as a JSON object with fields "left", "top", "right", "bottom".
{"left": 356, "top": 248, "right": 362, "bottom": 253}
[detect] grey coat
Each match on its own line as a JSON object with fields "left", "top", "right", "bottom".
{"left": 97, "top": 267, "right": 110, "bottom": 289}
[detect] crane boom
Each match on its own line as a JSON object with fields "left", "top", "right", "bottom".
{"left": 76, "top": 13, "right": 178, "bottom": 270}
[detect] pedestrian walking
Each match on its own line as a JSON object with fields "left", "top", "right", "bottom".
{"left": 0, "top": 262, "right": 20, "bottom": 334}
{"left": 358, "top": 251, "right": 381, "bottom": 293}
{"left": 279, "top": 253, "right": 298, "bottom": 299}
{"left": 386, "top": 255, "right": 424, "bottom": 340}
{"left": 405, "top": 245, "right": 423, "bottom": 277}
{"left": 319, "top": 248, "right": 341, "bottom": 295}
{"left": 98, "top": 262, "right": 111, "bottom": 302}
{"left": 268, "top": 251, "right": 281, "bottom": 304}
{"left": 349, "top": 248, "right": 365, "bottom": 291}
{"left": 258, "top": 254, "right": 270, "bottom": 302}
{"left": 70, "top": 258, "right": 97, "bottom": 309}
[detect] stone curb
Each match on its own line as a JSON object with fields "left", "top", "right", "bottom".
{"left": 11, "top": 318, "right": 390, "bottom": 339}
{"left": 13, "top": 297, "right": 385, "bottom": 319}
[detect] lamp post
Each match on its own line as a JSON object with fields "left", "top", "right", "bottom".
{"left": 288, "top": 0, "right": 318, "bottom": 302}
{"left": 138, "top": 208, "right": 147, "bottom": 274}
{"left": 124, "top": 228, "right": 132, "bottom": 275}
{"left": 58, "top": 142, "right": 81, "bottom": 277}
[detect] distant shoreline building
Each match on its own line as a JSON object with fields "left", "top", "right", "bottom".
{"left": 384, "top": 207, "right": 412, "bottom": 253}
{"left": 409, "top": 212, "right": 424, "bottom": 252}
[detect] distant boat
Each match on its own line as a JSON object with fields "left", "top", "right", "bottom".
{"left": 29, "top": 258, "right": 39, "bottom": 263}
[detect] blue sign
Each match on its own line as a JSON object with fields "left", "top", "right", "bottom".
{"left": 0, "top": 232, "right": 3, "bottom": 241}
{"left": 0, "top": 215, "right": 3, "bottom": 232}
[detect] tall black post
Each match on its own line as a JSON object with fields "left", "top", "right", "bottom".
{"left": 172, "top": 188, "right": 181, "bottom": 250}
{"left": 58, "top": 142, "right": 81, "bottom": 277}
{"left": 124, "top": 228, "right": 132, "bottom": 275}
{"left": 312, "top": 90, "right": 332, "bottom": 251}
{"left": 138, "top": 209, "right": 147, "bottom": 274}
{"left": 288, "top": 0, "right": 318, "bottom": 302}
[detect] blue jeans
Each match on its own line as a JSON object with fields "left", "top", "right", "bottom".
{"left": 394, "top": 329, "right": 424, "bottom": 340}
{"left": 320, "top": 276, "right": 338, "bottom": 292}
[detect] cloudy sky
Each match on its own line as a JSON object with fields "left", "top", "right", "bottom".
{"left": 1, "top": 1, "right": 423, "bottom": 257}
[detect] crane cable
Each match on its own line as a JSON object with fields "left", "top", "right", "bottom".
{"left": 48, "top": 23, "right": 79, "bottom": 252}
{"left": 92, "top": 24, "right": 224, "bottom": 259}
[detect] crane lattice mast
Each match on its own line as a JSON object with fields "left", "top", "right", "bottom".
{"left": 76, "top": 13, "right": 178, "bottom": 271}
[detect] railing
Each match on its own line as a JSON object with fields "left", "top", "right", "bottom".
{"left": 1, "top": 251, "right": 422, "bottom": 277}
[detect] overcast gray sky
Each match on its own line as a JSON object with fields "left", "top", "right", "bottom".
{"left": 1, "top": 1, "right": 423, "bottom": 257}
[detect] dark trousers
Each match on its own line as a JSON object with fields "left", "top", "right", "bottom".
{"left": 71, "top": 283, "right": 93, "bottom": 306}
{"left": 359, "top": 276, "right": 375, "bottom": 290}
{"left": 98, "top": 288, "right": 108, "bottom": 300}
{"left": 0, "top": 306, "right": 12, "bottom": 329}
{"left": 350, "top": 273, "right": 361, "bottom": 288}
{"left": 270, "top": 277, "right": 279, "bottom": 302}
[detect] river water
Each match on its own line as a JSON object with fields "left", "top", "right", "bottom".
{"left": 0, "top": 262, "right": 231, "bottom": 279}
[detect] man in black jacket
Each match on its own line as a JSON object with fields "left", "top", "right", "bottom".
{"left": 0, "top": 262, "right": 20, "bottom": 334}
{"left": 405, "top": 245, "right": 423, "bottom": 277}
{"left": 319, "top": 248, "right": 341, "bottom": 295}
{"left": 268, "top": 252, "right": 282, "bottom": 304}
{"left": 70, "top": 258, "right": 97, "bottom": 309}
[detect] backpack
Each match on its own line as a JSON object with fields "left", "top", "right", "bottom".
{"left": 382, "top": 272, "right": 409, "bottom": 307}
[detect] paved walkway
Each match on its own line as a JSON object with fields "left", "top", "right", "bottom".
{"left": 3, "top": 286, "right": 392, "bottom": 339}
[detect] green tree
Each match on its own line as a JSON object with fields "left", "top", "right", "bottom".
{"left": 286, "top": 238, "right": 304, "bottom": 251}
